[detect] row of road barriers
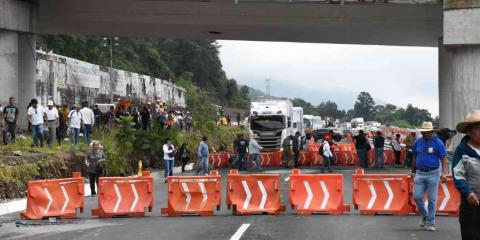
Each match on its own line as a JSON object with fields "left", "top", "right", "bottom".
{"left": 208, "top": 144, "right": 408, "bottom": 169}
{"left": 21, "top": 169, "right": 460, "bottom": 219}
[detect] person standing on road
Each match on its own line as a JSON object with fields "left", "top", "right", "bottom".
{"left": 140, "top": 105, "right": 150, "bottom": 131}
{"left": 45, "top": 101, "right": 59, "bottom": 147}
{"left": 354, "top": 130, "right": 369, "bottom": 168}
{"left": 373, "top": 131, "right": 385, "bottom": 168}
{"left": 292, "top": 132, "right": 302, "bottom": 168}
{"left": 57, "top": 104, "right": 69, "bottom": 146}
{"left": 321, "top": 135, "right": 333, "bottom": 173}
{"left": 196, "top": 137, "right": 209, "bottom": 176}
{"left": 234, "top": 134, "right": 249, "bottom": 171}
{"left": 85, "top": 140, "right": 105, "bottom": 197}
{"left": 2, "top": 97, "right": 19, "bottom": 145}
{"left": 249, "top": 134, "right": 263, "bottom": 171}
{"left": 404, "top": 132, "right": 416, "bottom": 168}
{"left": 163, "top": 138, "right": 176, "bottom": 181}
{"left": 391, "top": 133, "right": 402, "bottom": 166}
{"left": 179, "top": 143, "right": 190, "bottom": 172}
{"left": 452, "top": 110, "right": 480, "bottom": 239}
{"left": 27, "top": 99, "right": 46, "bottom": 148}
{"left": 411, "top": 121, "right": 448, "bottom": 232}
{"left": 80, "top": 102, "right": 95, "bottom": 144}
{"left": 68, "top": 106, "right": 83, "bottom": 146}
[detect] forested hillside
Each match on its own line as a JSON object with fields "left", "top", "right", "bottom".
{"left": 37, "top": 35, "right": 250, "bottom": 109}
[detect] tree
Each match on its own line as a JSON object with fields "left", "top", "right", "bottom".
{"left": 317, "top": 101, "right": 345, "bottom": 119}
{"left": 374, "top": 104, "right": 397, "bottom": 124}
{"left": 292, "top": 98, "right": 316, "bottom": 115}
{"left": 353, "top": 92, "right": 376, "bottom": 121}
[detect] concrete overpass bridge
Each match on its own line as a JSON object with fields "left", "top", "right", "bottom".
{"left": 1, "top": 0, "right": 479, "bottom": 130}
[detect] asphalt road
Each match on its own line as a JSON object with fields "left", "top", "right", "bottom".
{"left": 0, "top": 167, "right": 461, "bottom": 240}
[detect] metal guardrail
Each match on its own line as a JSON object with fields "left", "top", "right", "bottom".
{"left": 235, "top": 0, "right": 441, "bottom": 4}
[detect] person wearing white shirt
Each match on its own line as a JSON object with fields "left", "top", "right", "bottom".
{"left": 27, "top": 99, "right": 46, "bottom": 147}
{"left": 163, "top": 138, "right": 176, "bottom": 181}
{"left": 79, "top": 102, "right": 95, "bottom": 144}
{"left": 321, "top": 136, "right": 334, "bottom": 173}
{"left": 68, "top": 106, "right": 83, "bottom": 145}
{"left": 45, "top": 101, "right": 59, "bottom": 147}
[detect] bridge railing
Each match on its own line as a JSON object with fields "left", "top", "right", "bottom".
{"left": 235, "top": 0, "right": 440, "bottom": 4}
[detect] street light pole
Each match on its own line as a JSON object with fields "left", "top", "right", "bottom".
{"left": 109, "top": 38, "right": 114, "bottom": 103}
{"left": 104, "top": 37, "right": 118, "bottom": 103}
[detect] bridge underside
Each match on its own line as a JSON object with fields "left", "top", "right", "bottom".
{"left": 38, "top": 0, "right": 442, "bottom": 47}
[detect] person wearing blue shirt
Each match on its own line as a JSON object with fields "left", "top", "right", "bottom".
{"left": 411, "top": 121, "right": 448, "bottom": 232}
{"left": 196, "top": 136, "right": 209, "bottom": 176}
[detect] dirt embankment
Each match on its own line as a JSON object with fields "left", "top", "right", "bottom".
{"left": 0, "top": 151, "right": 87, "bottom": 200}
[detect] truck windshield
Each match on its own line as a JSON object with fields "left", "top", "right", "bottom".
{"left": 250, "top": 116, "right": 284, "bottom": 131}
{"left": 304, "top": 119, "right": 312, "bottom": 129}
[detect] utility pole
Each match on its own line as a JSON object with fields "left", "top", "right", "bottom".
{"left": 103, "top": 37, "right": 119, "bottom": 103}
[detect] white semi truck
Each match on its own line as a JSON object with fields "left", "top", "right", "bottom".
{"left": 249, "top": 98, "right": 304, "bottom": 151}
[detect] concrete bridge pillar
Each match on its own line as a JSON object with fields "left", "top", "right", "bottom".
{"left": 0, "top": 0, "right": 37, "bottom": 128}
{"left": 0, "top": 31, "right": 36, "bottom": 128}
{"left": 440, "top": 2, "right": 480, "bottom": 146}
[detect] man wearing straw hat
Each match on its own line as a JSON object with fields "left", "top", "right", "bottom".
{"left": 452, "top": 110, "right": 480, "bottom": 239}
{"left": 411, "top": 121, "right": 448, "bottom": 231}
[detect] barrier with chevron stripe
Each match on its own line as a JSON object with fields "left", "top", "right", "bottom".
{"left": 161, "top": 170, "right": 222, "bottom": 216}
{"left": 21, "top": 172, "right": 85, "bottom": 220}
{"left": 260, "top": 151, "right": 283, "bottom": 167}
{"left": 209, "top": 152, "right": 231, "bottom": 169}
{"left": 409, "top": 175, "right": 460, "bottom": 216}
{"left": 289, "top": 169, "right": 350, "bottom": 215}
{"left": 92, "top": 171, "right": 154, "bottom": 218}
{"left": 226, "top": 169, "right": 285, "bottom": 215}
{"left": 352, "top": 171, "right": 414, "bottom": 216}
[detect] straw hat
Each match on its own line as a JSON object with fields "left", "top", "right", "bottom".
{"left": 456, "top": 110, "right": 480, "bottom": 133}
{"left": 420, "top": 121, "right": 434, "bottom": 132}
{"left": 47, "top": 100, "right": 54, "bottom": 106}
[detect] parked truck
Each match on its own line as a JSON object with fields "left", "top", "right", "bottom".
{"left": 351, "top": 117, "right": 365, "bottom": 129}
{"left": 249, "top": 98, "right": 304, "bottom": 151}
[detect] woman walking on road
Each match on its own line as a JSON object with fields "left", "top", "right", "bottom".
{"left": 85, "top": 140, "right": 105, "bottom": 197}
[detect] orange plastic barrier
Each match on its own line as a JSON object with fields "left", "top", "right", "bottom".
{"left": 209, "top": 152, "right": 232, "bottom": 168}
{"left": 260, "top": 151, "right": 282, "bottom": 167}
{"left": 409, "top": 176, "right": 460, "bottom": 216}
{"left": 21, "top": 172, "right": 84, "bottom": 220}
{"left": 335, "top": 143, "right": 359, "bottom": 166}
{"left": 289, "top": 169, "right": 350, "bottom": 215}
{"left": 92, "top": 171, "right": 154, "bottom": 218}
{"left": 352, "top": 172, "right": 414, "bottom": 216}
{"left": 368, "top": 149, "right": 401, "bottom": 166}
{"left": 161, "top": 170, "right": 222, "bottom": 216}
{"left": 226, "top": 169, "right": 285, "bottom": 215}
{"left": 310, "top": 151, "right": 324, "bottom": 166}
{"left": 299, "top": 150, "right": 311, "bottom": 166}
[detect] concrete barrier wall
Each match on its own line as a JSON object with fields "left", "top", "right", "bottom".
{"left": 35, "top": 50, "right": 187, "bottom": 107}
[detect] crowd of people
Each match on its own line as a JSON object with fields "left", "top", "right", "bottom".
{"left": 0, "top": 97, "right": 193, "bottom": 148}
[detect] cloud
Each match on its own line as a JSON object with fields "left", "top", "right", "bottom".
{"left": 218, "top": 40, "right": 439, "bottom": 116}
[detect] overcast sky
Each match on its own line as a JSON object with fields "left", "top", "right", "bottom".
{"left": 218, "top": 40, "right": 439, "bottom": 117}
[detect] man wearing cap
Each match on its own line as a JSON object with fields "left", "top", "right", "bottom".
{"left": 411, "top": 121, "right": 448, "bottom": 231}
{"left": 80, "top": 102, "right": 95, "bottom": 144}
{"left": 45, "top": 101, "right": 59, "bottom": 147}
{"left": 68, "top": 105, "right": 83, "bottom": 145}
{"left": 249, "top": 134, "right": 263, "bottom": 171}
{"left": 321, "top": 135, "right": 333, "bottom": 173}
{"left": 27, "top": 99, "right": 46, "bottom": 147}
{"left": 452, "top": 110, "right": 480, "bottom": 239}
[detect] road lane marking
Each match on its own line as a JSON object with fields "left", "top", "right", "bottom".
{"left": 230, "top": 223, "right": 251, "bottom": 240}
{"left": 284, "top": 177, "right": 290, "bottom": 182}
